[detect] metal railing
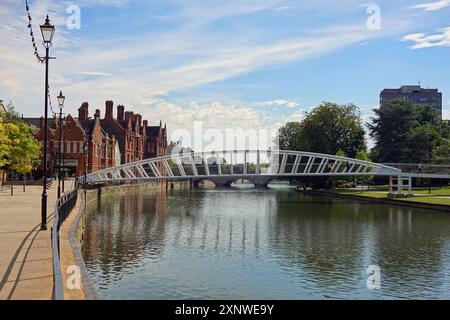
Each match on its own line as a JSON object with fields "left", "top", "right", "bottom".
{"left": 383, "top": 163, "right": 450, "bottom": 176}
{"left": 51, "top": 181, "right": 79, "bottom": 300}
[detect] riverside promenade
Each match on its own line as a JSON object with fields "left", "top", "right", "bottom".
{"left": 0, "top": 183, "right": 57, "bottom": 300}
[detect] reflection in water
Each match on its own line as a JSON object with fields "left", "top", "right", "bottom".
{"left": 82, "top": 188, "right": 450, "bottom": 299}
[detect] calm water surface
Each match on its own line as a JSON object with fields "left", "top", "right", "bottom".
{"left": 81, "top": 187, "right": 450, "bottom": 299}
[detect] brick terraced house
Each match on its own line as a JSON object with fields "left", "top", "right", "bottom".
{"left": 25, "top": 100, "right": 168, "bottom": 177}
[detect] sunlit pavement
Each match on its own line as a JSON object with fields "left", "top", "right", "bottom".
{"left": 0, "top": 183, "right": 57, "bottom": 300}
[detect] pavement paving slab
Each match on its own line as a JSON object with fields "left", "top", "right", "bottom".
{"left": 0, "top": 183, "right": 58, "bottom": 300}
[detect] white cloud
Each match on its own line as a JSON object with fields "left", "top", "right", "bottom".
{"left": 133, "top": 100, "right": 267, "bottom": 130}
{"left": 444, "top": 102, "right": 450, "bottom": 120}
{"left": 124, "top": 99, "right": 285, "bottom": 150}
{"left": 257, "top": 99, "right": 300, "bottom": 108}
{"left": 0, "top": 0, "right": 424, "bottom": 143}
{"left": 402, "top": 27, "right": 450, "bottom": 49}
{"left": 411, "top": 0, "right": 450, "bottom": 11}
{"left": 76, "top": 71, "right": 113, "bottom": 77}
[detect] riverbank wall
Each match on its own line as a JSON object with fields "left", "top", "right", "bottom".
{"left": 60, "top": 181, "right": 189, "bottom": 300}
{"left": 300, "top": 190, "right": 450, "bottom": 213}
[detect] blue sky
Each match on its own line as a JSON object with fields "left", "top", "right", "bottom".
{"left": 0, "top": 0, "right": 449, "bottom": 149}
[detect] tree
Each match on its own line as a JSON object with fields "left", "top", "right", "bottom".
{"left": 433, "top": 139, "right": 450, "bottom": 163}
{"left": 368, "top": 101, "right": 448, "bottom": 163}
{"left": 278, "top": 102, "right": 367, "bottom": 157}
{"left": 0, "top": 117, "right": 9, "bottom": 168}
{"left": 277, "top": 121, "right": 303, "bottom": 151}
{"left": 356, "top": 150, "right": 370, "bottom": 162}
{"left": 0, "top": 117, "right": 10, "bottom": 190}
{"left": 278, "top": 103, "right": 367, "bottom": 190}
{"left": 3, "top": 101, "right": 22, "bottom": 124}
{"left": 1, "top": 122, "right": 41, "bottom": 195}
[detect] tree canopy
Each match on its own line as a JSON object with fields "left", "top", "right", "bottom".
{"left": 0, "top": 117, "right": 10, "bottom": 169}
{"left": 278, "top": 102, "right": 367, "bottom": 158}
{"left": 0, "top": 102, "right": 41, "bottom": 177}
{"left": 368, "top": 101, "right": 449, "bottom": 163}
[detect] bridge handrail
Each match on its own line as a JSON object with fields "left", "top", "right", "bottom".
{"left": 382, "top": 163, "right": 450, "bottom": 168}
{"left": 87, "top": 150, "right": 401, "bottom": 179}
{"left": 51, "top": 180, "right": 79, "bottom": 300}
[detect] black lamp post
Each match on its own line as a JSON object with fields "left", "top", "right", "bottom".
{"left": 83, "top": 130, "right": 89, "bottom": 196}
{"left": 39, "top": 15, "right": 55, "bottom": 231}
{"left": 57, "top": 91, "right": 65, "bottom": 199}
{"left": 62, "top": 116, "right": 66, "bottom": 194}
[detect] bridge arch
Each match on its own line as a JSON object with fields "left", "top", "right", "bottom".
{"left": 86, "top": 149, "right": 402, "bottom": 184}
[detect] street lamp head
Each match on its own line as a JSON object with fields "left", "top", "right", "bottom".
{"left": 40, "top": 15, "right": 55, "bottom": 47}
{"left": 57, "top": 91, "right": 65, "bottom": 108}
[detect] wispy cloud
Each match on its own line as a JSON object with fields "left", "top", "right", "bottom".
{"left": 76, "top": 71, "right": 113, "bottom": 77}
{"left": 402, "top": 27, "right": 450, "bottom": 49}
{"left": 411, "top": 0, "right": 450, "bottom": 11}
{"left": 257, "top": 99, "right": 300, "bottom": 108}
{"left": 0, "top": 0, "right": 445, "bottom": 145}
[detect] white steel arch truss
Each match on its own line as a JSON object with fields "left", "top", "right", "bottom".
{"left": 86, "top": 150, "right": 402, "bottom": 184}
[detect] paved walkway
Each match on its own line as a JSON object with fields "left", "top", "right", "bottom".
{"left": 0, "top": 182, "right": 57, "bottom": 300}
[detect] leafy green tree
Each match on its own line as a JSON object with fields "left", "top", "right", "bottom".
{"left": 0, "top": 117, "right": 10, "bottom": 190}
{"left": 433, "top": 138, "right": 450, "bottom": 163}
{"left": 369, "top": 101, "right": 448, "bottom": 163}
{"left": 278, "top": 102, "right": 367, "bottom": 158}
{"left": 336, "top": 149, "right": 346, "bottom": 158}
{"left": 2, "top": 101, "right": 22, "bottom": 124}
{"left": 277, "top": 121, "right": 303, "bottom": 151}
{"left": 0, "top": 117, "right": 9, "bottom": 169}
{"left": 356, "top": 150, "right": 370, "bottom": 162}
{"left": 2, "top": 122, "right": 41, "bottom": 195}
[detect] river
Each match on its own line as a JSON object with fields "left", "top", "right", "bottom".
{"left": 81, "top": 186, "right": 450, "bottom": 299}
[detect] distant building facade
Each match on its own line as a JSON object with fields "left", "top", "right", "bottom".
{"left": 98, "top": 100, "right": 168, "bottom": 164}
{"left": 25, "top": 111, "right": 118, "bottom": 177}
{"left": 380, "top": 85, "right": 442, "bottom": 118}
{"left": 24, "top": 100, "right": 168, "bottom": 177}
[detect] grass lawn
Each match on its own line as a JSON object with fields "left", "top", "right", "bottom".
{"left": 336, "top": 190, "right": 389, "bottom": 198}
{"left": 398, "top": 197, "right": 450, "bottom": 206}
{"left": 334, "top": 188, "right": 450, "bottom": 206}
{"left": 411, "top": 186, "right": 450, "bottom": 196}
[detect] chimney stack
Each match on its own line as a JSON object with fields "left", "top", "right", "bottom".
{"left": 117, "top": 105, "right": 125, "bottom": 121}
{"left": 105, "top": 100, "right": 113, "bottom": 119}
{"left": 95, "top": 109, "right": 101, "bottom": 118}
{"left": 40, "top": 116, "right": 45, "bottom": 128}
{"left": 78, "top": 102, "right": 89, "bottom": 121}
{"left": 136, "top": 114, "right": 142, "bottom": 129}
{"left": 125, "top": 111, "right": 134, "bottom": 124}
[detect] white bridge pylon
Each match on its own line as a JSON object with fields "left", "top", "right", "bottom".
{"left": 86, "top": 150, "right": 401, "bottom": 184}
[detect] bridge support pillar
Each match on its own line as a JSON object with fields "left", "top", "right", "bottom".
{"left": 397, "top": 175, "right": 403, "bottom": 196}
{"left": 388, "top": 176, "right": 413, "bottom": 198}
{"left": 407, "top": 176, "right": 413, "bottom": 197}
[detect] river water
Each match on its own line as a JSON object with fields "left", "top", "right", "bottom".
{"left": 81, "top": 186, "right": 450, "bottom": 300}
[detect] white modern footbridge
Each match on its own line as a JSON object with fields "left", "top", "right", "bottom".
{"left": 86, "top": 150, "right": 450, "bottom": 195}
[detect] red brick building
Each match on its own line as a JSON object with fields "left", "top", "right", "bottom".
{"left": 99, "top": 101, "right": 145, "bottom": 165}
{"left": 145, "top": 121, "right": 168, "bottom": 159}
{"left": 99, "top": 101, "right": 168, "bottom": 165}
{"left": 26, "top": 105, "right": 117, "bottom": 177}
{"left": 25, "top": 100, "right": 168, "bottom": 177}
